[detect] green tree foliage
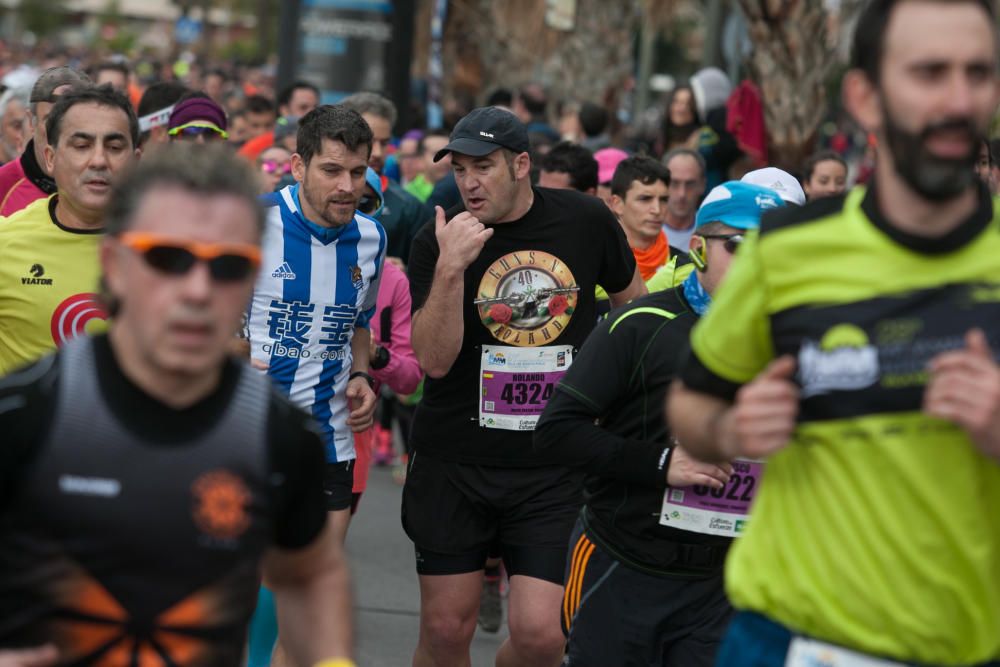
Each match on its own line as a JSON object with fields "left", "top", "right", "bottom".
{"left": 17, "top": 0, "right": 69, "bottom": 37}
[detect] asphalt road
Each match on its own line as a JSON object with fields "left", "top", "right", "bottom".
{"left": 347, "top": 463, "right": 509, "bottom": 666}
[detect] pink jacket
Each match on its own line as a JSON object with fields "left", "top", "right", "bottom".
{"left": 0, "top": 154, "right": 46, "bottom": 217}
{"left": 369, "top": 261, "right": 422, "bottom": 395}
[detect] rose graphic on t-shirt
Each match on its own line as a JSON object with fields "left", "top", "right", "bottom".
{"left": 475, "top": 250, "right": 579, "bottom": 347}
{"left": 488, "top": 303, "right": 513, "bottom": 324}
{"left": 547, "top": 295, "right": 569, "bottom": 317}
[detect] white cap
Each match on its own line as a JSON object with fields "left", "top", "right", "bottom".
{"left": 741, "top": 167, "right": 806, "bottom": 206}
{"left": 2, "top": 65, "right": 39, "bottom": 91}
{"left": 690, "top": 67, "right": 732, "bottom": 120}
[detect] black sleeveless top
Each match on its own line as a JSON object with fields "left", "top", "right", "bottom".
{"left": 0, "top": 335, "right": 327, "bottom": 665}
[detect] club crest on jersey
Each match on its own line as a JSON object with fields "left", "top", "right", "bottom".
{"left": 350, "top": 265, "right": 364, "bottom": 290}
{"left": 475, "top": 250, "right": 579, "bottom": 347}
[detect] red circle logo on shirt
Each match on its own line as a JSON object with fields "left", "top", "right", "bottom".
{"left": 50, "top": 293, "right": 108, "bottom": 346}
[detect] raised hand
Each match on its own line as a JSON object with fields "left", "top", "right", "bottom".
{"left": 434, "top": 206, "right": 494, "bottom": 274}
{"left": 730, "top": 355, "right": 800, "bottom": 459}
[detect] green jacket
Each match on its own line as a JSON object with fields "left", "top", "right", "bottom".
{"left": 596, "top": 254, "right": 695, "bottom": 301}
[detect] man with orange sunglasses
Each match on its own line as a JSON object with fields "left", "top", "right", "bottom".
{"left": 0, "top": 144, "right": 355, "bottom": 667}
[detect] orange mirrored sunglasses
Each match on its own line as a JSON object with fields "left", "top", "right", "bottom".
{"left": 118, "top": 232, "right": 261, "bottom": 282}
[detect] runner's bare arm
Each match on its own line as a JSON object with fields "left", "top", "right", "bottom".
{"left": 346, "top": 328, "right": 376, "bottom": 431}
{"left": 351, "top": 327, "right": 371, "bottom": 374}
{"left": 0, "top": 646, "right": 58, "bottom": 667}
{"left": 667, "top": 381, "right": 734, "bottom": 463}
{"left": 410, "top": 274, "right": 464, "bottom": 378}
{"left": 411, "top": 207, "right": 492, "bottom": 377}
{"left": 263, "top": 515, "right": 354, "bottom": 665}
{"left": 668, "top": 356, "right": 799, "bottom": 463}
{"left": 606, "top": 266, "right": 647, "bottom": 308}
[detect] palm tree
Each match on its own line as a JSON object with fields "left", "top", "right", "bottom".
{"left": 443, "top": 0, "right": 650, "bottom": 107}
{"left": 735, "top": 0, "right": 861, "bottom": 171}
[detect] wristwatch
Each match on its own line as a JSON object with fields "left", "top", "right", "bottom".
{"left": 370, "top": 345, "right": 391, "bottom": 370}
{"left": 349, "top": 371, "right": 375, "bottom": 389}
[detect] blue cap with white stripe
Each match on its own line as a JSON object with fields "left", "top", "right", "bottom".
{"left": 695, "top": 181, "right": 785, "bottom": 230}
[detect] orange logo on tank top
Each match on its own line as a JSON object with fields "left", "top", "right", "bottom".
{"left": 191, "top": 470, "right": 251, "bottom": 541}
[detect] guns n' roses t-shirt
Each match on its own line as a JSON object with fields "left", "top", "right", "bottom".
{"left": 408, "top": 186, "right": 636, "bottom": 466}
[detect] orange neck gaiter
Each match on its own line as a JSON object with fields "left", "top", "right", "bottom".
{"left": 632, "top": 231, "right": 669, "bottom": 281}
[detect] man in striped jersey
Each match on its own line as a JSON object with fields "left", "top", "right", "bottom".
{"left": 248, "top": 104, "right": 386, "bottom": 542}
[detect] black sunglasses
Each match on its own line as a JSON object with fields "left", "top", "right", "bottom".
{"left": 699, "top": 233, "right": 745, "bottom": 254}
{"left": 358, "top": 195, "right": 380, "bottom": 215}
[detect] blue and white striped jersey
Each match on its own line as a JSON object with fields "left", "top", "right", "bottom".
{"left": 249, "top": 184, "right": 386, "bottom": 463}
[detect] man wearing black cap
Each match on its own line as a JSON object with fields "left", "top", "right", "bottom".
{"left": 404, "top": 106, "right": 645, "bottom": 667}
{"left": 0, "top": 66, "right": 90, "bottom": 217}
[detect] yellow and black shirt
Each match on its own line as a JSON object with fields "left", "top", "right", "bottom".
{"left": 0, "top": 196, "right": 107, "bottom": 376}
{"left": 680, "top": 183, "right": 1000, "bottom": 665}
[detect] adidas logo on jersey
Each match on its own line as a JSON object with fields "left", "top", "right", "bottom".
{"left": 271, "top": 262, "right": 296, "bottom": 280}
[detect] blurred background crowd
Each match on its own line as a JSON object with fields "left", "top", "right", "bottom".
{"left": 5, "top": 0, "right": 997, "bottom": 202}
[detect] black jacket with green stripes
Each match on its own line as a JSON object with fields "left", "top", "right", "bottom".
{"left": 534, "top": 285, "right": 730, "bottom": 576}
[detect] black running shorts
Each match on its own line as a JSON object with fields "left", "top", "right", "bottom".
{"left": 562, "top": 518, "right": 733, "bottom": 667}
{"left": 402, "top": 451, "right": 584, "bottom": 584}
{"left": 323, "top": 460, "right": 355, "bottom": 512}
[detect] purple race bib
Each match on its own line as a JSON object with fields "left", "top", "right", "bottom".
{"left": 659, "top": 459, "right": 764, "bottom": 537}
{"left": 479, "top": 345, "right": 573, "bottom": 431}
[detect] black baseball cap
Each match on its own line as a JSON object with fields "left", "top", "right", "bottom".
{"left": 433, "top": 106, "right": 530, "bottom": 162}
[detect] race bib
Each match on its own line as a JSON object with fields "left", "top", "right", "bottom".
{"left": 659, "top": 458, "right": 763, "bottom": 537}
{"left": 479, "top": 345, "right": 572, "bottom": 431}
{"left": 785, "top": 637, "right": 906, "bottom": 667}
